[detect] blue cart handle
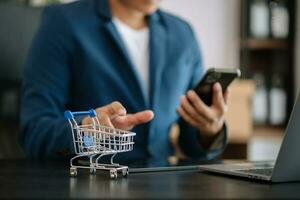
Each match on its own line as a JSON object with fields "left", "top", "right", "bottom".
{"left": 64, "top": 109, "right": 97, "bottom": 120}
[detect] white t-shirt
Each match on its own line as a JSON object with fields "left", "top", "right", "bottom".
{"left": 113, "top": 17, "right": 150, "bottom": 98}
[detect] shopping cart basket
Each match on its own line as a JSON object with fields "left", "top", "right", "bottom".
{"left": 64, "top": 109, "right": 136, "bottom": 178}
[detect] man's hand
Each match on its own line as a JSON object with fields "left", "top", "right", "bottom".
{"left": 82, "top": 101, "right": 154, "bottom": 130}
{"left": 177, "top": 82, "right": 229, "bottom": 137}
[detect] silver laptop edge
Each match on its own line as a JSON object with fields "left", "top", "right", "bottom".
{"left": 199, "top": 164, "right": 272, "bottom": 181}
{"left": 199, "top": 93, "right": 300, "bottom": 183}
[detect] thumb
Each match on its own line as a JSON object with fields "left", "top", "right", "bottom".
{"left": 212, "top": 82, "right": 225, "bottom": 109}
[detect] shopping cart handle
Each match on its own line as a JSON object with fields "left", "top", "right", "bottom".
{"left": 64, "top": 109, "right": 97, "bottom": 119}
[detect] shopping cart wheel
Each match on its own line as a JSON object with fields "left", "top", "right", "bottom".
{"left": 110, "top": 170, "right": 118, "bottom": 179}
{"left": 70, "top": 167, "right": 77, "bottom": 177}
{"left": 90, "top": 168, "right": 96, "bottom": 175}
{"left": 122, "top": 168, "right": 129, "bottom": 177}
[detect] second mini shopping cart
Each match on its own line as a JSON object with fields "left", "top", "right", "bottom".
{"left": 64, "top": 109, "right": 136, "bottom": 178}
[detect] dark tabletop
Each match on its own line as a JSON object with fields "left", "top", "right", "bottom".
{"left": 1, "top": 160, "right": 300, "bottom": 199}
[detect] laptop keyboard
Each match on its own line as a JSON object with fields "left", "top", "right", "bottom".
{"left": 236, "top": 168, "right": 274, "bottom": 176}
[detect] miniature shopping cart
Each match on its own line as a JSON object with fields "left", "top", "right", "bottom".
{"left": 64, "top": 109, "right": 136, "bottom": 178}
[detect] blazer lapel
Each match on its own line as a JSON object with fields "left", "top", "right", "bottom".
{"left": 148, "top": 12, "right": 167, "bottom": 109}
{"left": 96, "top": 0, "right": 148, "bottom": 108}
{"left": 147, "top": 12, "right": 169, "bottom": 157}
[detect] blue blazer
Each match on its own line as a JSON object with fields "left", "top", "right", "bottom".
{"left": 21, "top": 0, "right": 227, "bottom": 161}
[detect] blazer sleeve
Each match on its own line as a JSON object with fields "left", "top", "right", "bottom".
{"left": 20, "top": 6, "right": 74, "bottom": 158}
{"left": 177, "top": 25, "right": 228, "bottom": 160}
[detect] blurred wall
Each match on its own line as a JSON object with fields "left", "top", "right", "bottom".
{"left": 160, "top": 0, "right": 240, "bottom": 69}
{"left": 295, "top": 1, "right": 300, "bottom": 96}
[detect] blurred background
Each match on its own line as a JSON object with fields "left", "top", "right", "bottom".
{"left": 0, "top": 0, "right": 298, "bottom": 161}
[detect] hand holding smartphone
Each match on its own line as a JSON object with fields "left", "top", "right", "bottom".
{"left": 193, "top": 68, "right": 241, "bottom": 106}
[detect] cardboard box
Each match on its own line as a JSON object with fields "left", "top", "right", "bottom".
{"left": 225, "top": 80, "right": 256, "bottom": 144}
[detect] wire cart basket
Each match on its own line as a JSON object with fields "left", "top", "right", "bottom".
{"left": 64, "top": 109, "right": 136, "bottom": 178}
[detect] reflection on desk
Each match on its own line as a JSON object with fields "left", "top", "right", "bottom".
{"left": 0, "top": 160, "right": 300, "bottom": 199}
{"left": 78, "top": 157, "right": 222, "bottom": 173}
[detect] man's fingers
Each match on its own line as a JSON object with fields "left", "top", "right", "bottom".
{"left": 110, "top": 101, "right": 127, "bottom": 115}
{"left": 94, "top": 101, "right": 127, "bottom": 126}
{"left": 180, "top": 95, "right": 210, "bottom": 124}
{"left": 82, "top": 114, "right": 114, "bottom": 127}
{"left": 177, "top": 83, "right": 229, "bottom": 135}
{"left": 98, "top": 114, "right": 114, "bottom": 127}
{"left": 177, "top": 107, "right": 204, "bottom": 128}
{"left": 112, "top": 110, "right": 154, "bottom": 130}
{"left": 212, "top": 83, "right": 227, "bottom": 115}
{"left": 186, "top": 90, "right": 215, "bottom": 123}
{"left": 212, "top": 82, "right": 223, "bottom": 106}
{"left": 83, "top": 103, "right": 153, "bottom": 130}
{"left": 82, "top": 116, "right": 92, "bottom": 125}
{"left": 96, "top": 101, "right": 126, "bottom": 117}
{"left": 125, "top": 110, "right": 154, "bottom": 124}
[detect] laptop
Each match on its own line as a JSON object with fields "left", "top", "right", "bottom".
{"left": 199, "top": 93, "right": 300, "bottom": 183}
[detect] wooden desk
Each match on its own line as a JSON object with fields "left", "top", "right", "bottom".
{"left": 0, "top": 160, "right": 299, "bottom": 199}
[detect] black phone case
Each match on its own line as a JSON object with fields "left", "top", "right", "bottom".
{"left": 194, "top": 69, "right": 240, "bottom": 105}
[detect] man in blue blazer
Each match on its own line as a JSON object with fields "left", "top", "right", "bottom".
{"left": 21, "top": 0, "right": 229, "bottom": 162}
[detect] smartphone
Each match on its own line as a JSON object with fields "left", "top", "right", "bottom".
{"left": 193, "top": 68, "right": 241, "bottom": 106}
